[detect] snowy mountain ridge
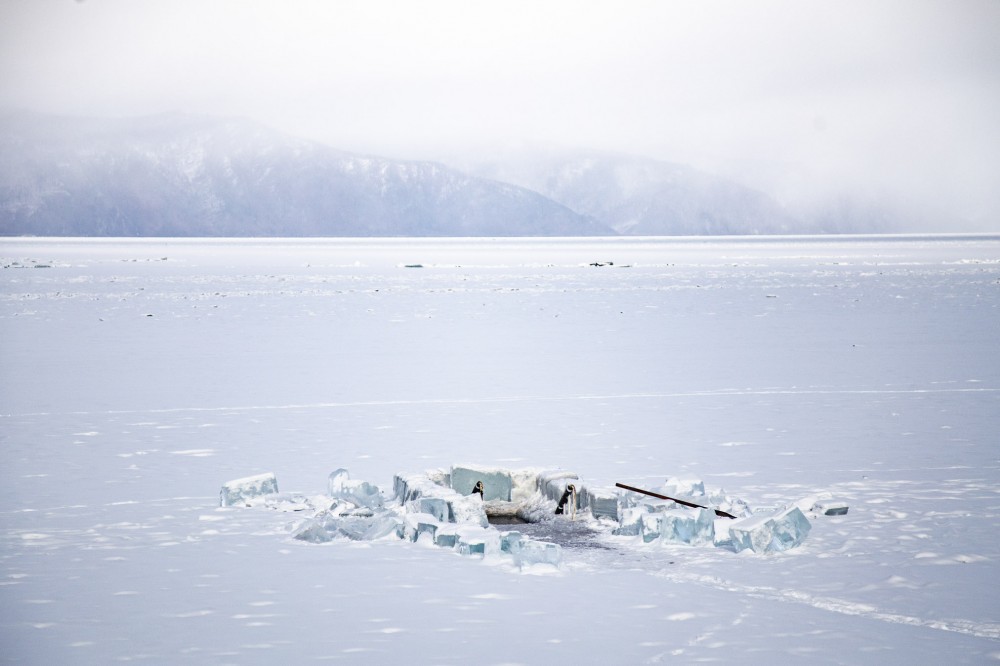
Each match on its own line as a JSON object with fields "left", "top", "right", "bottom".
{"left": 454, "top": 148, "right": 812, "bottom": 235}
{"left": 0, "top": 111, "right": 608, "bottom": 237}
{"left": 1, "top": 111, "right": 899, "bottom": 236}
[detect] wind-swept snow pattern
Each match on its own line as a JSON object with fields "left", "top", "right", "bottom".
{"left": 2, "top": 236, "right": 999, "bottom": 663}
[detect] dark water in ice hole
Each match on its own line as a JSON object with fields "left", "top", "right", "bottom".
{"left": 487, "top": 515, "right": 615, "bottom": 551}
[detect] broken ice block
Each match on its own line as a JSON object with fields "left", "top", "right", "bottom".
{"left": 450, "top": 465, "right": 513, "bottom": 501}
{"left": 659, "top": 508, "right": 715, "bottom": 546}
{"left": 641, "top": 513, "right": 661, "bottom": 543}
{"left": 454, "top": 527, "right": 495, "bottom": 556}
{"left": 327, "top": 469, "right": 351, "bottom": 491}
{"left": 292, "top": 512, "right": 400, "bottom": 543}
{"left": 447, "top": 494, "right": 489, "bottom": 528}
{"left": 715, "top": 494, "right": 751, "bottom": 519}
{"left": 500, "top": 531, "right": 523, "bottom": 553}
{"left": 327, "top": 469, "right": 384, "bottom": 510}
{"left": 338, "top": 515, "right": 401, "bottom": 541}
{"left": 510, "top": 539, "right": 562, "bottom": 568}
{"left": 394, "top": 471, "right": 452, "bottom": 503}
{"left": 713, "top": 518, "right": 735, "bottom": 550}
{"left": 403, "top": 513, "right": 440, "bottom": 543}
{"left": 392, "top": 473, "right": 423, "bottom": 503}
{"left": 409, "top": 497, "right": 453, "bottom": 522}
{"left": 457, "top": 537, "right": 486, "bottom": 556}
{"left": 612, "top": 508, "right": 645, "bottom": 536}
{"left": 292, "top": 517, "right": 337, "bottom": 543}
{"left": 361, "top": 516, "right": 402, "bottom": 541}
{"left": 434, "top": 528, "right": 459, "bottom": 548}
{"left": 730, "top": 506, "right": 812, "bottom": 553}
{"left": 220, "top": 472, "right": 279, "bottom": 507}
{"left": 585, "top": 486, "right": 621, "bottom": 521}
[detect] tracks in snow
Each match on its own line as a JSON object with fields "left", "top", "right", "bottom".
{"left": 650, "top": 571, "right": 1000, "bottom": 641}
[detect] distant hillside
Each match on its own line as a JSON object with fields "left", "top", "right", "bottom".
{"left": 0, "top": 111, "right": 610, "bottom": 237}
{"left": 459, "top": 149, "right": 811, "bottom": 235}
{"left": 1, "top": 111, "right": 908, "bottom": 238}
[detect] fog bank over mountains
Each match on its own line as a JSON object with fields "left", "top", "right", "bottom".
{"left": 1, "top": 112, "right": 605, "bottom": 237}
{"left": 456, "top": 150, "right": 802, "bottom": 236}
{"left": 0, "top": 112, "right": 939, "bottom": 237}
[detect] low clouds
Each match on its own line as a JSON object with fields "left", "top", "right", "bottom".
{"left": 2, "top": 0, "right": 998, "bottom": 228}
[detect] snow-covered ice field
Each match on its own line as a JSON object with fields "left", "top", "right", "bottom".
{"left": 2, "top": 235, "right": 999, "bottom": 664}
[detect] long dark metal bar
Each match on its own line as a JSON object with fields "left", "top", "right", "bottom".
{"left": 615, "top": 482, "right": 736, "bottom": 519}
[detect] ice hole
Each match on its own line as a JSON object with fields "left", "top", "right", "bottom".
{"left": 483, "top": 500, "right": 535, "bottom": 526}
{"left": 487, "top": 514, "right": 530, "bottom": 525}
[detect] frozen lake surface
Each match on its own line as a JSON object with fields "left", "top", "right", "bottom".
{"left": 2, "top": 236, "right": 999, "bottom": 664}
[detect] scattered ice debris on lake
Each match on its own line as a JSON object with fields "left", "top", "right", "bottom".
{"left": 219, "top": 464, "right": 848, "bottom": 568}
{"left": 810, "top": 499, "right": 850, "bottom": 516}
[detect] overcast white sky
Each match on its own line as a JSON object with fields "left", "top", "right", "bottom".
{"left": 2, "top": 0, "right": 999, "bottom": 226}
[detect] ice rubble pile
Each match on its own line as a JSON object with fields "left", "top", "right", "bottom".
{"left": 611, "top": 476, "right": 817, "bottom": 554}
{"left": 220, "top": 465, "right": 844, "bottom": 566}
